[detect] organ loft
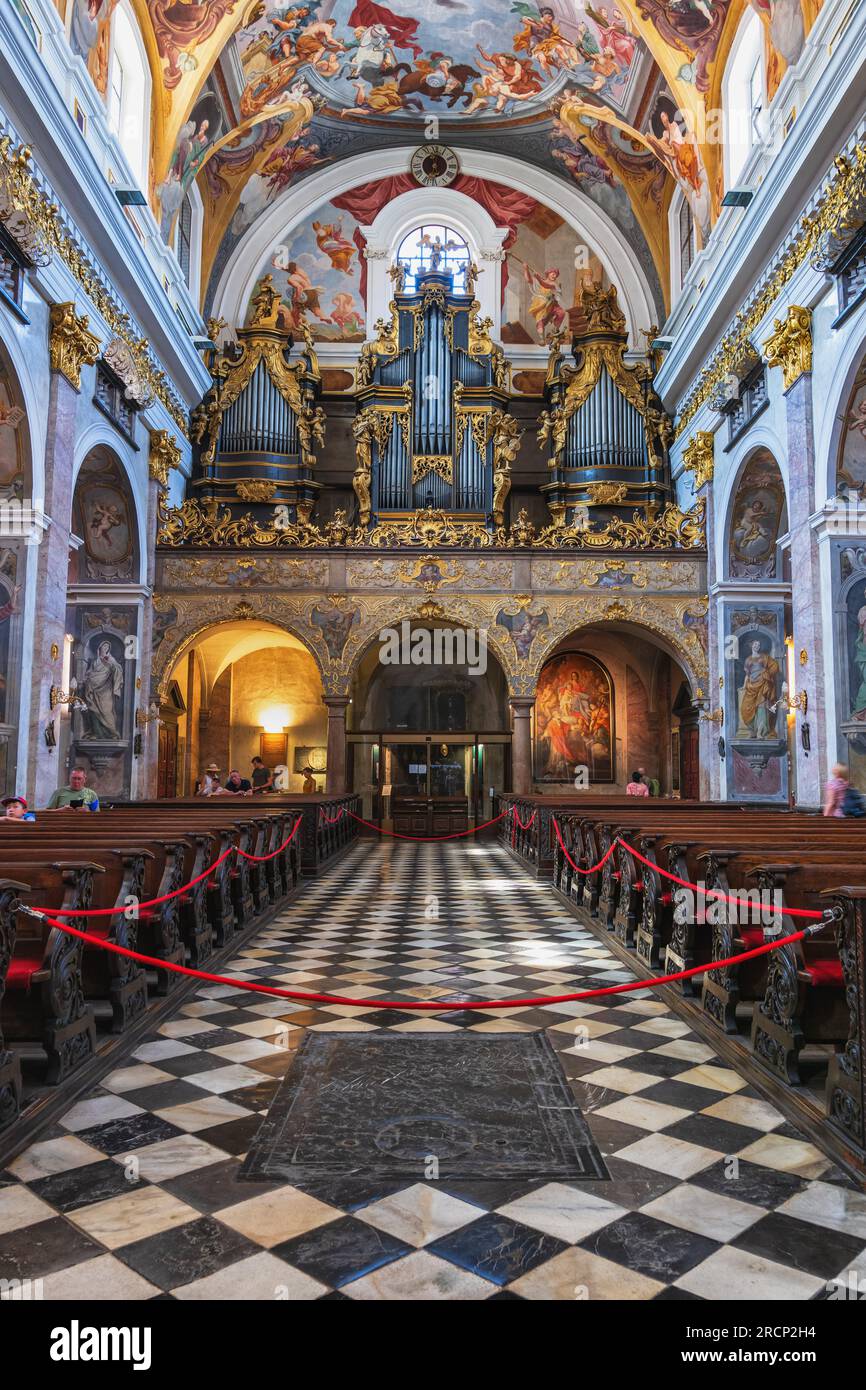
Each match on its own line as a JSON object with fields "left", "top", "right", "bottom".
{"left": 0, "top": 0, "right": 865, "bottom": 1320}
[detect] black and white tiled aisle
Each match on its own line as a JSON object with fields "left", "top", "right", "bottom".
{"left": 1, "top": 840, "right": 865, "bottom": 1300}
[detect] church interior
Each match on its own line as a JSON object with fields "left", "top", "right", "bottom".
{"left": 1, "top": 0, "right": 865, "bottom": 1328}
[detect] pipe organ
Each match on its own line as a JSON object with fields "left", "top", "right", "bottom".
{"left": 190, "top": 276, "right": 324, "bottom": 520}
{"left": 352, "top": 268, "right": 517, "bottom": 527}
{"left": 538, "top": 285, "right": 673, "bottom": 525}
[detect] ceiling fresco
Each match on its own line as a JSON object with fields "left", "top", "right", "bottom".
{"left": 58, "top": 1, "right": 828, "bottom": 323}
{"left": 231, "top": 0, "right": 651, "bottom": 122}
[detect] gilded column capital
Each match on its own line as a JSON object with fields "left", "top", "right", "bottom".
{"left": 682, "top": 431, "right": 715, "bottom": 489}
{"left": 148, "top": 430, "right": 182, "bottom": 489}
{"left": 763, "top": 305, "right": 812, "bottom": 391}
{"left": 48, "top": 302, "right": 100, "bottom": 390}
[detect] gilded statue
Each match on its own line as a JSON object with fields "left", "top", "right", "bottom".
{"left": 490, "top": 410, "right": 522, "bottom": 527}
{"left": 351, "top": 411, "right": 376, "bottom": 526}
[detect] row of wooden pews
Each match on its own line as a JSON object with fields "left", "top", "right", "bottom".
{"left": 499, "top": 795, "right": 866, "bottom": 1171}
{"left": 0, "top": 793, "right": 359, "bottom": 1133}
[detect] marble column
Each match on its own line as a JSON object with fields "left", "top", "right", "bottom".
{"left": 509, "top": 696, "right": 534, "bottom": 794}
{"left": 324, "top": 696, "right": 350, "bottom": 794}
{"left": 139, "top": 476, "right": 162, "bottom": 798}
{"left": 683, "top": 432, "right": 719, "bottom": 801}
{"left": 783, "top": 370, "right": 826, "bottom": 806}
{"left": 28, "top": 369, "right": 80, "bottom": 808}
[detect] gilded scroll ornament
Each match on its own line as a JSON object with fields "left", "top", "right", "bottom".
{"left": 677, "top": 141, "right": 866, "bottom": 437}
{"left": 682, "top": 431, "right": 716, "bottom": 489}
{"left": 48, "top": 302, "right": 100, "bottom": 390}
{"left": 148, "top": 430, "right": 181, "bottom": 489}
{"left": 763, "top": 306, "right": 812, "bottom": 391}
{"left": 0, "top": 138, "right": 186, "bottom": 433}
{"left": 236, "top": 481, "right": 278, "bottom": 502}
{"left": 585, "top": 482, "right": 628, "bottom": 505}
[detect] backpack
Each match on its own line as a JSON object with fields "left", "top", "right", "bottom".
{"left": 842, "top": 786, "right": 866, "bottom": 818}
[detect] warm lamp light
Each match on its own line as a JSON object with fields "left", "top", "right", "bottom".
{"left": 259, "top": 705, "right": 291, "bottom": 733}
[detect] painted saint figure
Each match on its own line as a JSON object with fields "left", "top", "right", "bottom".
{"left": 738, "top": 639, "right": 780, "bottom": 740}
{"left": 81, "top": 639, "right": 124, "bottom": 741}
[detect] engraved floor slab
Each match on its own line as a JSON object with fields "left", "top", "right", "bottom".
{"left": 240, "top": 1031, "right": 608, "bottom": 1184}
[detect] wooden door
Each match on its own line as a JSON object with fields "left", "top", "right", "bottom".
{"left": 680, "top": 724, "right": 699, "bottom": 800}
{"left": 157, "top": 721, "right": 178, "bottom": 799}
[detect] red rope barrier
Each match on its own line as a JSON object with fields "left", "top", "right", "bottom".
{"left": 36, "top": 818, "right": 302, "bottom": 918}
{"left": 236, "top": 817, "right": 303, "bottom": 861}
{"left": 550, "top": 816, "right": 825, "bottom": 920}
{"left": 21, "top": 909, "right": 823, "bottom": 1010}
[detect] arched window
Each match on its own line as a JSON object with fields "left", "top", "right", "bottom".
{"left": 173, "top": 182, "right": 203, "bottom": 301}
{"left": 107, "top": 1, "right": 150, "bottom": 190}
{"left": 669, "top": 189, "right": 695, "bottom": 300}
{"left": 396, "top": 225, "right": 470, "bottom": 292}
{"left": 724, "top": 10, "right": 765, "bottom": 189}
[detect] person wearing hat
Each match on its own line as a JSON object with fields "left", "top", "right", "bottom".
{"left": 198, "top": 764, "right": 223, "bottom": 797}
{"left": 302, "top": 765, "right": 318, "bottom": 794}
{"left": 2, "top": 795, "right": 35, "bottom": 822}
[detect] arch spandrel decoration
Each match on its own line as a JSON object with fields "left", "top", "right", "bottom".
{"left": 152, "top": 585, "right": 708, "bottom": 706}
{"left": 150, "top": 595, "right": 330, "bottom": 703}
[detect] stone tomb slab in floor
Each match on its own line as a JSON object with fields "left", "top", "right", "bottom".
{"left": 240, "top": 1031, "right": 608, "bottom": 1185}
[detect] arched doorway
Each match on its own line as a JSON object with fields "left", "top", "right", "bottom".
{"left": 534, "top": 624, "right": 696, "bottom": 797}
{"left": 164, "top": 620, "right": 326, "bottom": 796}
{"left": 348, "top": 620, "right": 510, "bottom": 832}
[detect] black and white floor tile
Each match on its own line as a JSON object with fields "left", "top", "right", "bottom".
{"left": 1, "top": 841, "right": 865, "bottom": 1300}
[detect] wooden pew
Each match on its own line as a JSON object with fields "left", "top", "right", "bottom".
{"left": 2, "top": 861, "right": 99, "bottom": 1084}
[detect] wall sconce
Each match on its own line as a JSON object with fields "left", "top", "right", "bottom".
{"left": 773, "top": 683, "right": 808, "bottom": 716}
{"left": 700, "top": 707, "right": 724, "bottom": 724}
{"left": 49, "top": 684, "right": 85, "bottom": 711}
{"left": 135, "top": 703, "right": 163, "bottom": 728}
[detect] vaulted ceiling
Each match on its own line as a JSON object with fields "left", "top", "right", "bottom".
{"left": 70, "top": 1, "right": 824, "bottom": 315}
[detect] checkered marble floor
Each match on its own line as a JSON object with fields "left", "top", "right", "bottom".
{"left": 2, "top": 840, "right": 865, "bottom": 1301}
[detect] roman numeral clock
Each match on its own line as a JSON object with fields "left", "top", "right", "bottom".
{"left": 411, "top": 144, "right": 460, "bottom": 188}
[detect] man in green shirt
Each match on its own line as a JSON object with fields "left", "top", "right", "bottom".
{"left": 46, "top": 766, "right": 100, "bottom": 812}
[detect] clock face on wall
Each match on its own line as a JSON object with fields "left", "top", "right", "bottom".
{"left": 411, "top": 145, "right": 460, "bottom": 187}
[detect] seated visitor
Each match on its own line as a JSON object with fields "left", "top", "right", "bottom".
{"left": 626, "top": 769, "right": 649, "bottom": 797}
{"left": 251, "top": 756, "right": 274, "bottom": 792}
{"left": 198, "top": 763, "right": 222, "bottom": 796}
{"left": 302, "top": 765, "right": 318, "bottom": 794}
{"left": 224, "top": 768, "right": 253, "bottom": 794}
{"left": 638, "top": 765, "right": 660, "bottom": 797}
{"left": 46, "top": 766, "right": 100, "bottom": 811}
{"left": 2, "top": 795, "right": 35, "bottom": 822}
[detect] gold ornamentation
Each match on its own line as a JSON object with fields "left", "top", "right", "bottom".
{"left": 352, "top": 408, "right": 392, "bottom": 525}
{"left": 48, "top": 302, "right": 100, "bottom": 389}
{"left": 582, "top": 283, "right": 627, "bottom": 334}
{"left": 585, "top": 482, "right": 628, "bottom": 505}
{"left": 355, "top": 307, "right": 399, "bottom": 387}
{"left": 677, "top": 142, "right": 866, "bottom": 437}
{"left": 236, "top": 480, "right": 278, "bottom": 502}
{"left": 538, "top": 407, "right": 566, "bottom": 467}
{"left": 682, "top": 431, "right": 715, "bottom": 489}
{"left": 490, "top": 410, "right": 522, "bottom": 527}
{"left": 148, "top": 430, "right": 181, "bottom": 489}
{"left": 0, "top": 138, "right": 187, "bottom": 433}
{"left": 412, "top": 455, "right": 453, "bottom": 485}
{"left": 763, "top": 306, "right": 812, "bottom": 391}
{"left": 298, "top": 403, "right": 326, "bottom": 466}
{"left": 157, "top": 492, "right": 705, "bottom": 553}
